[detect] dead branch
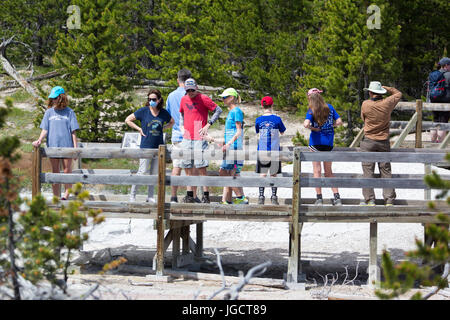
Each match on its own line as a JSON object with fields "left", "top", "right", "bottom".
{"left": 0, "top": 70, "right": 62, "bottom": 91}
{"left": 310, "top": 271, "right": 339, "bottom": 300}
{"left": 207, "top": 249, "right": 228, "bottom": 300}
{"left": 193, "top": 249, "right": 272, "bottom": 300}
{"left": 128, "top": 280, "right": 153, "bottom": 287}
{"left": 422, "top": 262, "right": 449, "bottom": 300}
{"left": 0, "top": 36, "right": 40, "bottom": 101}
{"left": 224, "top": 261, "right": 272, "bottom": 300}
{"left": 342, "top": 261, "right": 360, "bottom": 286}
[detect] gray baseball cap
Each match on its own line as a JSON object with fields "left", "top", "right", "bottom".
{"left": 439, "top": 57, "right": 450, "bottom": 66}
{"left": 184, "top": 78, "right": 198, "bottom": 91}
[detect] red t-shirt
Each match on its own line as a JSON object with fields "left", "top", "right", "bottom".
{"left": 180, "top": 93, "right": 217, "bottom": 140}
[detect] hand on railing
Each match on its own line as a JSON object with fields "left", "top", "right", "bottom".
{"left": 32, "top": 139, "right": 42, "bottom": 147}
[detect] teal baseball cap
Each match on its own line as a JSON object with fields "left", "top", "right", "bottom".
{"left": 48, "top": 86, "right": 65, "bottom": 99}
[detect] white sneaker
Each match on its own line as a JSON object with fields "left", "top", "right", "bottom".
{"left": 146, "top": 197, "right": 156, "bottom": 203}
{"left": 129, "top": 195, "right": 136, "bottom": 202}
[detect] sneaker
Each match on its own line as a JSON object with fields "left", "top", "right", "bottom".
{"left": 361, "top": 199, "right": 376, "bottom": 206}
{"left": 182, "top": 195, "right": 196, "bottom": 203}
{"left": 258, "top": 196, "right": 265, "bottom": 205}
{"left": 194, "top": 197, "right": 202, "bottom": 203}
{"left": 332, "top": 198, "right": 342, "bottom": 206}
{"left": 233, "top": 196, "right": 249, "bottom": 205}
{"left": 170, "top": 196, "right": 178, "bottom": 203}
{"left": 385, "top": 201, "right": 394, "bottom": 207}
{"left": 271, "top": 196, "right": 279, "bottom": 205}
{"left": 220, "top": 201, "right": 232, "bottom": 205}
{"left": 201, "top": 195, "right": 210, "bottom": 204}
{"left": 314, "top": 198, "right": 323, "bottom": 206}
{"left": 129, "top": 195, "right": 136, "bottom": 202}
{"left": 146, "top": 197, "right": 156, "bottom": 204}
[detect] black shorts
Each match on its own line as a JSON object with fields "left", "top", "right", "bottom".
{"left": 432, "top": 111, "right": 450, "bottom": 123}
{"left": 309, "top": 145, "right": 333, "bottom": 152}
{"left": 256, "top": 159, "right": 282, "bottom": 175}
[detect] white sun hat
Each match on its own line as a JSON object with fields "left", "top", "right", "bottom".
{"left": 363, "top": 81, "right": 387, "bottom": 95}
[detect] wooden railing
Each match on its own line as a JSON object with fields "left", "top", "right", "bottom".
{"left": 31, "top": 145, "right": 450, "bottom": 287}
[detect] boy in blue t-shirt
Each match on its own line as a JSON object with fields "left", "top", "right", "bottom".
{"left": 255, "top": 96, "right": 286, "bottom": 205}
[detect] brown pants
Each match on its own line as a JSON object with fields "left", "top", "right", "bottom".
{"left": 360, "top": 138, "right": 396, "bottom": 203}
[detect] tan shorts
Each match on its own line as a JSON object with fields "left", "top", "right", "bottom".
{"left": 169, "top": 142, "right": 183, "bottom": 168}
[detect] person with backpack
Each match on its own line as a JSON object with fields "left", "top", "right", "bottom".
{"left": 429, "top": 57, "right": 450, "bottom": 143}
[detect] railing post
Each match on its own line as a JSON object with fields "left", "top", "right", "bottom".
{"left": 195, "top": 223, "right": 204, "bottom": 258}
{"left": 32, "top": 146, "right": 42, "bottom": 198}
{"left": 287, "top": 148, "right": 301, "bottom": 283}
{"left": 368, "top": 222, "right": 380, "bottom": 288}
{"left": 156, "top": 145, "right": 167, "bottom": 276}
{"left": 415, "top": 100, "right": 423, "bottom": 149}
{"left": 423, "top": 163, "right": 432, "bottom": 246}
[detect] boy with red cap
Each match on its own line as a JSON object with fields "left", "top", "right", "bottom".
{"left": 255, "top": 96, "right": 286, "bottom": 205}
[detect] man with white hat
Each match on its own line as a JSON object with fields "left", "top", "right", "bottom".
{"left": 360, "top": 81, "right": 402, "bottom": 206}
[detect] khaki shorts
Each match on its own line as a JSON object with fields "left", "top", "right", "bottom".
{"left": 178, "top": 139, "right": 209, "bottom": 169}
{"left": 169, "top": 142, "right": 183, "bottom": 168}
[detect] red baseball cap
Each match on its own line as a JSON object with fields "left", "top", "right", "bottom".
{"left": 261, "top": 96, "right": 273, "bottom": 107}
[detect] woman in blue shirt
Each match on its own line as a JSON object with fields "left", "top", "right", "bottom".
{"left": 303, "top": 88, "right": 343, "bottom": 206}
{"left": 217, "top": 88, "right": 248, "bottom": 205}
{"left": 32, "top": 86, "right": 79, "bottom": 200}
{"left": 125, "top": 89, "right": 174, "bottom": 202}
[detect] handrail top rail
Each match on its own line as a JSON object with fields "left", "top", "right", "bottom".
{"left": 37, "top": 146, "right": 449, "bottom": 164}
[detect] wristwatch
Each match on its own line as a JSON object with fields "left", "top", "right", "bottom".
{"left": 208, "top": 120, "right": 214, "bottom": 126}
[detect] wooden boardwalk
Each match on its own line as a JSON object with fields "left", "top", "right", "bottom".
{"left": 33, "top": 142, "right": 450, "bottom": 288}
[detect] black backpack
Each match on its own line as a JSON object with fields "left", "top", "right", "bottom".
{"left": 428, "top": 70, "right": 446, "bottom": 102}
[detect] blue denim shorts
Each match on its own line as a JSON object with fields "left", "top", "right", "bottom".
{"left": 220, "top": 161, "right": 243, "bottom": 174}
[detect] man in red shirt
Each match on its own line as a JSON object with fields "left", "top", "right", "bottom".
{"left": 179, "top": 78, "right": 223, "bottom": 203}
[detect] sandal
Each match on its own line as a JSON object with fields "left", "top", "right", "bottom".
{"left": 61, "top": 197, "right": 67, "bottom": 201}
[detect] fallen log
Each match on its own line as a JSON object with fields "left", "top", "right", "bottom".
{"left": 116, "top": 264, "right": 286, "bottom": 289}
{"left": 157, "top": 269, "right": 287, "bottom": 289}
{"left": 0, "top": 70, "right": 62, "bottom": 91}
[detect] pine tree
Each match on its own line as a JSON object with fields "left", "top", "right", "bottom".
{"left": 295, "top": 0, "right": 401, "bottom": 145}
{"left": 53, "top": 0, "right": 141, "bottom": 142}
{"left": 376, "top": 154, "right": 449, "bottom": 300}
{"left": 209, "top": 0, "right": 314, "bottom": 106}
{"left": 391, "top": 0, "right": 450, "bottom": 99}
{"left": 140, "top": 0, "right": 233, "bottom": 87}
{"left": 0, "top": 98, "right": 22, "bottom": 299}
{"left": 0, "top": 0, "right": 72, "bottom": 66}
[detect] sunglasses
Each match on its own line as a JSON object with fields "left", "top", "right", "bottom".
{"left": 186, "top": 89, "right": 196, "bottom": 93}
{"left": 148, "top": 98, "right": 158, "bottom": 102}
{"left": 222, "top": 96, "right": 230, "bottom": 100}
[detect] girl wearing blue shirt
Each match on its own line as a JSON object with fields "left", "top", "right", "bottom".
{"left": 303, "top": 88, "right": 343, "bottom": 206}
{"left": 32, "top": 86, "right": 79, "bottom": 200}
